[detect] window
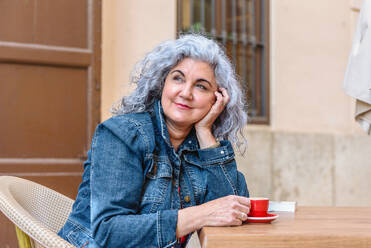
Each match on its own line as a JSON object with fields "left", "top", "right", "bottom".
{"left": 177, "top": 0, "right": 270, "bottom": 123}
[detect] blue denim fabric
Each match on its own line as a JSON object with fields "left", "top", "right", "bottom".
{"left": 58, "top": 100, "right": 249, "bottom": 248}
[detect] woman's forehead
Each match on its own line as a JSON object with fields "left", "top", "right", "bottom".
{"left": 171, "top": 58, "right": 214, "bottom": 73}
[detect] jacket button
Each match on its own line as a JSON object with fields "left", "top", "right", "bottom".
{"left": 184, "top": 195, "right": 191, "bottom": 203}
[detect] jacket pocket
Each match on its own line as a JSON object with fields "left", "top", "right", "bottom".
{"left": 141, "top": 157, "right": 173, "bottom": 208}
{"left": 145, "top": 157, "right": 173, "bottom": 179}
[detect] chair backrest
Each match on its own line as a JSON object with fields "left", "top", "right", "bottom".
{"left": 0, "top": 176, "right": 76, "bottom": 248}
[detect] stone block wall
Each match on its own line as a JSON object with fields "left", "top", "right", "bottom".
{"left": 236, "top": 128, "right": 371, "bottom": 206}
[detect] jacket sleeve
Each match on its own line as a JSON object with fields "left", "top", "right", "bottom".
{"left": 90, "top": 121, "right": 178, "bottom": 248}
{"left": 197, "top": 140, "right": 249, "bottom": 202}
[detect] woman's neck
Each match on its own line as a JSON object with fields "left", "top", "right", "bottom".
{"left": 165, "top": 119, "right": 192, "bottom": 151}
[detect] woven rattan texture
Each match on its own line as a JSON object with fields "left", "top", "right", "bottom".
{"left": 0, "top": 176, "right": 76, "bottom": 248}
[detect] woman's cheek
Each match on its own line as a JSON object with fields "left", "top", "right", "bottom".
{"left": 203, "top": 101, "right": 214, "bottom": 116}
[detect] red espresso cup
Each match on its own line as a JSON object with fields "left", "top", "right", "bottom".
{"left": 249, "top": 197, "right": 269, "bottom": 217}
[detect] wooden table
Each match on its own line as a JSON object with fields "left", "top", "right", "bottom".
{"left": 199, "top": 207, "right": 371, "bottom": 248}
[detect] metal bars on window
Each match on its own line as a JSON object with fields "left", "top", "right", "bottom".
{"left": 177, "top": 0, "right": 269, "bottom": 123}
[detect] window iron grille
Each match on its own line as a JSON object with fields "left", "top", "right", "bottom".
{"left": 177, "top": 0, "right": 269, "bottom": 124}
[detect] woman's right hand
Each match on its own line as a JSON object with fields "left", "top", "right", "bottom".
{"left": 176, "top": 195, "right": 250, "bottom": 238}
{"left": 198, "top": 195, "right": 251, "bottom": 227}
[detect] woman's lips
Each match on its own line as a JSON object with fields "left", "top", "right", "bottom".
{"left": 175, "top": 102, "right": 192, "bottom": 110}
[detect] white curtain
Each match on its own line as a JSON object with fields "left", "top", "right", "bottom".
{"left": 344, "top": 0, "right": 371, "bottom": 135}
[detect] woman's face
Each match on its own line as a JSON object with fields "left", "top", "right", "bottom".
{"left": 161, "top": 58, "right": 218, "bottom": 129}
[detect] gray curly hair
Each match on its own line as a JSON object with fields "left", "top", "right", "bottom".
{"left": 111, "top": 34, "right": 248, "bottom": 154}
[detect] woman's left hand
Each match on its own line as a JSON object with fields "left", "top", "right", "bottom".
{"left": 195, "top": 87, "right": 229, "bottom": 148}
{"left": 195, "top": 87, "right": 229, "bottom": 130}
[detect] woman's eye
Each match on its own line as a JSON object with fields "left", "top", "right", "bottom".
{"left": 173, "top": 76, "right": 183, "bottom": 82}
{"left": 196, "top": 84, "right": 207, "bottom": 90}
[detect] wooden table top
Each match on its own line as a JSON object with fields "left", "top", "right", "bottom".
{"left": 199, "top": 207, "right": 371, "bottom": 248}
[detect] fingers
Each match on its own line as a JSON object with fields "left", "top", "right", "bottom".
{"left": 230, "top": 218, "right": 243, "bottom": 226}
{"left": 234, "top": 202, "right": 250, "bottom": 219}
{"left": 218, "top": 87, "right": 230, "bottom": 105}
{"left": 236, "top": 195, "right": 251, "bottom": 208}
{"left": 230, "top": 210, "right": 247, "bottom": 226}
{"left": 236, "top": 203, "right": 250, "bottom": 215}
{"left": 239, "top": 212, "right": 248, "bottom": 221}
{"left": 225, "top": 195, "right": 250, "bottom": 224}
{"left": 233, "top": 211, "right": 248, "bottom": 221}
{"left": 214, "top": 91, "right": 223, "bottom": 109}
{"left": 214, "top": 88, "right": 230, "bottom": 105}
{"left": 198, "top": 195, "right": 252, "bottom": 227}
{"left": 213, "top": 87, "right": 229, "bottom": 114}
{"left": 228, "top": 195, "right": 250, "bottom": 207}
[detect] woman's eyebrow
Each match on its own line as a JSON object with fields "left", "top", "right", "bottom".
{"left": 171, "top": 70, "right": 212, "bottom": 87}
{"left": 170, "top": 70, "right": 185, "bottom": 77}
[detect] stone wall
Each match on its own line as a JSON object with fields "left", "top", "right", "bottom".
{"left": 236, "top": 129, "right": 371, "bottom": 206}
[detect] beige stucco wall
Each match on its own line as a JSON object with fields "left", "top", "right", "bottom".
{"left": 101, "top": 0, "right": 176, "bottom": 121}
{"left": 101, "top": 0, "right": 371, "bottom": 206}
{"left": 270, "top": 0, "right": 365, "bottom": 134}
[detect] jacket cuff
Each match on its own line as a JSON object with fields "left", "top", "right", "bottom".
{"left": 157, "top": 209, "right": 178, "bottom": 248}
{"left": 197, "top": 140, "right": 235, "bottom": 165}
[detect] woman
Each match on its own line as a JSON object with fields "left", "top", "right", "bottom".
{"left": 58, "top": 34, "right": 250, "bottom": 248}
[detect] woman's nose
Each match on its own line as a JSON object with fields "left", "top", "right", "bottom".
{"left": 179, "top": 83, "right": 193, "bottom": 99}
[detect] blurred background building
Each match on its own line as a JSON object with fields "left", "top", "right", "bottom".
{"left": 1, "top": 0, "right": 370, "bottom": 246}
{"left": 102, "top": 0, "right": 371, "bottom": 207}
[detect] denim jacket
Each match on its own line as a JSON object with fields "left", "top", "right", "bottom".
{"left": 58, "top": 101, "right": 249, "bottom": 248}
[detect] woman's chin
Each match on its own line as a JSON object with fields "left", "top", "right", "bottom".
{"left": 165, "top": 117, "right": 195, "bottom": 129}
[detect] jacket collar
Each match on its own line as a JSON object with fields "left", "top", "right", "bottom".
{"left": 153, "top": 100, "right": 199, "bottom": 152}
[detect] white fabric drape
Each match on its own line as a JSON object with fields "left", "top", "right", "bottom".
{"left": 344, "top": 0, "right": 371, "bottom": 135}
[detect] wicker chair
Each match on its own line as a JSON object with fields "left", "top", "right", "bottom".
{"left": 0, "top": 176, "right": 75, "bottom": 248}
{"left": 0, "top": 176, "right": 203, "bottom": 248}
